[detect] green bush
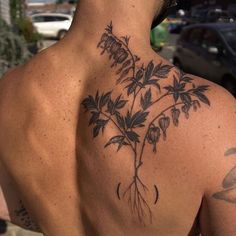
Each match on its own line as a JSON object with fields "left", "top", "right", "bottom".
{"left": 15, "top": 18, "right": 42, "bottom": 44}
{"left": 0, "top": 18, "right": 31, "bottom": 77}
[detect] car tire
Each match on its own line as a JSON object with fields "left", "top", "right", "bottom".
{"left": 173, "top": 58, "right": 183, "bottom": 70}
{"left": 222, "top": 76, "right": 236, "bottom": 97}
{"left": 58, "top": 30, "right": 67, "bottom": 40}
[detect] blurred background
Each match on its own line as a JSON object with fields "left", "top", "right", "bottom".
{"left": 0, "top": 0, "right": 235, "bottom": 235}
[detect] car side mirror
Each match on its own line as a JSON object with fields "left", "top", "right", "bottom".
{"left": 208, "top": 46, "right": 219, "bottom": 54}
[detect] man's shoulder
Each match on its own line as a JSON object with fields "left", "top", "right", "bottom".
{"left": 174, "top": 74, "right": 236, "bottom": 170}
{"left": 146, "top": 69, "right": 235, "bottom": 163}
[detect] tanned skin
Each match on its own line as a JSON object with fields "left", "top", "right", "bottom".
{"left": 0, "top": 0, "right": 236, "bottom": 235}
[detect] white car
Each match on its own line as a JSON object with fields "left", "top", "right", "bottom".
{"left": 31, "top": 13, "right": 73, "bottom": 39}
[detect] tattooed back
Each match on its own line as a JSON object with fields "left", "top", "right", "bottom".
{"left": 0, "top": 25, "right": 236, "bottom": 236}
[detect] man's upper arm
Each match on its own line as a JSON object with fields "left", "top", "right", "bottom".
{"left": 199, "top": 88, "right": 236, "bottom": 235}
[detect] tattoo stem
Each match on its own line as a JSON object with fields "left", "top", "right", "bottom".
{"left": 150, "top": 92, "right": 170, "bottom": 107}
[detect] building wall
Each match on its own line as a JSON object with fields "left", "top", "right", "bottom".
{"left": 26, "top": 2, "right": 76, "bottom": 15}
{"left": 0, "top": 0, "right": 11, "bottom": 24}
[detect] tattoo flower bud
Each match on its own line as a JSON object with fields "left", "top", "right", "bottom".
{"left": 159, "top": 116, "right": 170, "bottom": 141}
{"left": 171, "top": 107, "right": 180, "bottom": 127}
{"left": 147, "top": 126, "right": 161, "bottom": 153}
{"left": 182, "top": 104, "right": 191, "bottom": 119}
{"left": 104, "top": 36, "right": 116, "bottom": 51}
{"left": 193, "top": 100, "right": 201, "bottom": 112}
{"left": 115, "top": 48, "right": 129, "bottom": 64}
{"left": 110, "top": 41, "right": 122, "bottom": 55}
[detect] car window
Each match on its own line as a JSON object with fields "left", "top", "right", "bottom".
{"left": 32, "top": 16, "right": 45, "bottom": 23}
{"left": 188, "top": 28, "right": 203, "bottom": 46}
{"left": 221, "top": 29, "right": 236, "bottom": 53}
{"left": 32, "top": 15, "right": 70, "bottom": 23}
{"left": 43, "top": 16, "right": 57, "bottom": 22}
{"left": 179, "top": 29, "right": 189, "bottom": 42}
{"left": 201, "top": 29, "right": 222, "bottom": 50}
{"left": 53, "top": 16, "right": 70, "bottom": 21}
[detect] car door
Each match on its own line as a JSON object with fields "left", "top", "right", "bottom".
{"left": 198, "top": 29, "right": 225, "bottom": 83}
{"left": 181, "top": 27, "right": 205, "bottom": 76}
{"left": 51, "top": 16, "right": 72, "bottom": 36}
{"left": 32, "top": 15, "right": 48, "bottom": 36}
{"left": 33, "top": 15, "right": 55, "bottom": 37}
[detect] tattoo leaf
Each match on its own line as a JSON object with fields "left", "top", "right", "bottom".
{"left": 222, "top": 166, "right": 236, "bottom": 189}
{"left": 121, "top": 36, "right": 130, "bottom": 45}
{"left": 180, "top": 93, "right": 192, "bottom": 105}
{"left": 213, "top": 188, "right": 236, "bottom": 204}
{"left": 105, "top": 21, "right": 113, "bottom": 33}
{"left": 141, "top": 88, "right": 152, "bottom": 110}
{"left": 126, "top": 110, "right": 149, "bottom": 129}
{"left": 126, "top": 131, "right": 140, "bottom": 143}
{"left": 146, "top": 79, "right": 161, "bottom": 91}
{"left": 82, "top": 95, "right": 97, "bottom": 111}
{"left": 144, "top": 61, "right": 154, "bottom": 84}
{"left": 114, "top": 95, "right": 127, "bottom": 109}
{"left": 193, "top": 91, "right": 211, "bottom": 106}
{"left": 107, "top": 99, "right": 115, "bottom": 115}
{"left": 89, "top": 112, "right": 100, "bottom": 126}
{"left": 153, "top": 63, "right": 173, "bottom": 79}
{"left": 180, "top": 75, "right": 193, "bottom": 83}
{"left": 118, "top": 67, "right": 132, "bottom": 84}
{"left": 116, "top": 113, "right": 126, "bottom": 130}
{"left": 164, "top": 76, "right": 186, "bottom": 102}
{"left": 126, "top": 82, "right": 138, "bottom": 96}
{"left": 105, "top": 135, "right": 125, "bottom": 147}
{"left": 93, "top": 125, "right": 101, "bottom": 138}
{"left": 136, "top": 69, "right": 144, "bottom": 81}
{"left": 95, "top": 91, "right": 100, "bottom": 105}
{"left": 105, "top": 135, "right": 129, "bottom": 152}
{"left": 99, "top": 91, "right": 112, "bottom": 108}
{"left": 93, "top": 119, "right": 109, "bottom": 137}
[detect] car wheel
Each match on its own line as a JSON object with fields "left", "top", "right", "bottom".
{"left": 222, "top": 76, "right": 236, "bottom": 97}
{"left": 58, "top": 30, "right": 67, "bottom": 40}
{"left": 173, "top": 58, "right": 183, "bottom": 70}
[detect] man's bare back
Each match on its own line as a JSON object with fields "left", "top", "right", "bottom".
{"left": 0, "top": 0, "right": 236, "bottom": 235}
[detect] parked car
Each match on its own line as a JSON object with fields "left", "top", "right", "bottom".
{"left": 173, "top": 23, "right": 236, "bottom": 96}
{"left": 190, "top": 8, "right": 234, "bottom": 24}
{"left": 167, "top": 14, "right": 188, "bottom": 34}
{"left": 31, "top": 13, "right": 73, "bottom": 39}
{"left": 207, "top": 9, "right": 235, "bottom": 23}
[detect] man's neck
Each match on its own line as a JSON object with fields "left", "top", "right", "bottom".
{"left": 64, "top": 0, "right": 162, "bottom": 54}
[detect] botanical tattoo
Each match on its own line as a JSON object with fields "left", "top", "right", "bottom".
{"left": 82, "top": 22, "right": 211, "bottom": 224}
{"left": 213, "top": 147, "right": 236, "bottom": 204}
{"left": 14, "top": 201, "right": 40, "bottom": 231}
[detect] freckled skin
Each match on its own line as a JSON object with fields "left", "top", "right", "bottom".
{"left": 0, "top": 1, "right": 236, "bottom": 236}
